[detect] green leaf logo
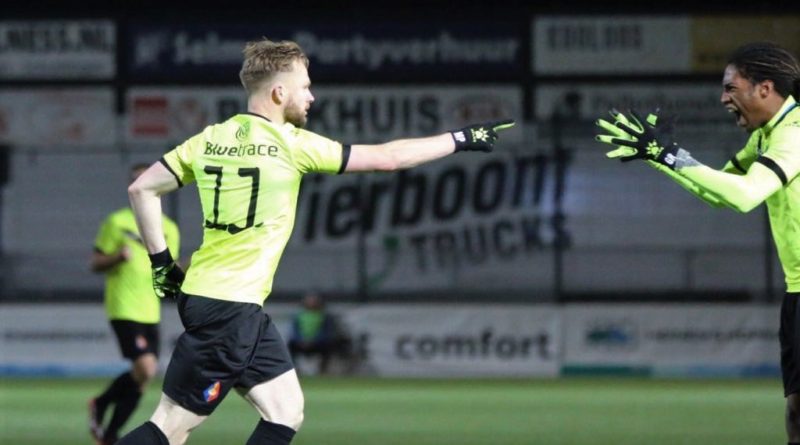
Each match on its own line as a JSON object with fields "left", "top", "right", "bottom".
{"left": 235, "top": 121, "right": 250, "bottom": 141}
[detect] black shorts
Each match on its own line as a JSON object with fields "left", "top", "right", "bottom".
{"left": 780, "top": 292, "right": 800, "bottom": 396}
{"left": 110, "top": 320, "right": 160, "bottom": 360}
{"left": 163, "top": 293, "right": 294, "bottom": 416}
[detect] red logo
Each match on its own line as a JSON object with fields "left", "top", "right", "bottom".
{"left": 131, "top": 96, "right": 169, "bottom": 137}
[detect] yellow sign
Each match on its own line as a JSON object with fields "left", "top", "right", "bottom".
{"left": 691, "top": 16, "right": 800, "bottom": 73}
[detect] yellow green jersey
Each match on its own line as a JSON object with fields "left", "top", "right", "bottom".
{"left": 94, "top": 207, "right": 180, "bottom": 323}
{"left": 726, "top": 97, "right": 800, "bottom": 290}
{"left": 160, "top": 113, "right": 348, "bottom": 305}
{"left": 669, "top": 96, "right": 800, "bottom": 291}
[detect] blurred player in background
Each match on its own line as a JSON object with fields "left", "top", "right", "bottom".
{"left": 115, "top": 38, "right": 514, "bottom": 445}
{"left": 288, "top": 291, "right": 351, "bottom": 375}
{"left": 595, "top": 41, "right": 800, "bottom": 444}
{"left": 88, "top": 163, "right": 180, "bottom": 445}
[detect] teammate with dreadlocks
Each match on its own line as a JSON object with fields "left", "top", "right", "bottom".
{"left": 596, "top": 41, "right": 800, "bottom": 444}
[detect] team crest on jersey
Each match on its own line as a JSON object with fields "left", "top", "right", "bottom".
{"left": 203, "top": 381, "right": 221, "bottom": 403}
{"left": 236, "top": 121, "right": 250, "bottom": 142}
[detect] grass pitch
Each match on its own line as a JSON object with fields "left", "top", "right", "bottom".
{"left": 0, "top": 377, "right": 784, "bottom": 445}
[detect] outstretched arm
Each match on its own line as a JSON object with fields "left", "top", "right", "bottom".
{"left": 346, "top": 134, "right": 455, "bottom": 172}
{"left": 645, "top": 161, "right": 726, "bottom": 208}
{"left": 596, "top": 108, "right": 789, "bottom": 213}
{"left": 672, "top": 156, "right": 782, "bottom": 212}
{"left": 344, "top": 120, "right": 515, "bottom": 173}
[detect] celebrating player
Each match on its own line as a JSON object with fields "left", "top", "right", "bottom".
{"left": 595, "top": 41, "right": 800, "bottom": 444}
{"left": 115, "top": 38, "right": 514, "bottom": 445}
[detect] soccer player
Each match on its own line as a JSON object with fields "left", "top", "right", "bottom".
{"left": 287, "top": 292, "right": 351, "bottom": 375}
{"left": 595, "top": 41, "right": 800, "bottom": 445}
{"left": 89, "top": 163, "right": 180, "bottom": 445}
{"left": 115, "top": 38, "right": 514, "bottom": 445}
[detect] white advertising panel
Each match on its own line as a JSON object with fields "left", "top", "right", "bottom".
{"left": 0, "top": 88, "right": 116, "bottom": 148}
{"left": 341, "top": 304, "right": 560, "bottom": 377}
{"left": 0, "top": 304, "right": 296, "bottom": 376}
{"left": 0, "top": 20, "right": 115, "bottom": 79}
{"left": 563, "top": 304, "right": 780, "bottom": 376}
{"left": 0, "top": 303, "right": 558, "bottom": 378}
{"left": 533, "top": 16, "right": 691, "bottom": 74}
{"left": 1, "top": 304, "right": 135, "bottom": 375}
{"left": 2, "top": 304, "right": 778, "bottom": 378}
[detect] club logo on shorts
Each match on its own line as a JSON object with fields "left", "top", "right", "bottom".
{"left": 203, "top": 381, "right": 221, "bottom": 403}
{"left": 135, "top": 335, "right": 148, "bottom": 350}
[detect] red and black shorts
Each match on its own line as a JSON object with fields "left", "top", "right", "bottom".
{"left": 110, "top": 319, "right": 160, "bottom": 360}
{"left": 163, "top": 292, "right": 294, "bottom": 416}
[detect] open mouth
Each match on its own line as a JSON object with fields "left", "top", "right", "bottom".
{"left": 727, "top": 107, "right": 744, "bottom": 125}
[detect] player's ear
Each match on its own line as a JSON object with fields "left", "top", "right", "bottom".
{"left": 271, "top": 83, "right": 285, "bottom": 105}
{"left": 757, "top": 79, "right": 774, "bottom": 99}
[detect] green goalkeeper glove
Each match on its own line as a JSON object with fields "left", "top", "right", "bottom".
{"left": 595, "top": 108, "right": 655, "bottom": 160}
{"left": 149, "top": 248, "right": 185, "bottom": 299}
{"left": 595, "top": 109, "right": 681, "bottom": 169}
{"left": 451, "top": 119, "right": 515, "bottom": 152}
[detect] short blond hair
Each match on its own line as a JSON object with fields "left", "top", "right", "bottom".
{"left": 239, "top": 38, "right": 309, "bottom": 95}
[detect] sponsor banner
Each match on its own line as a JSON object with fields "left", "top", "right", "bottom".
{"left": 534, "top": 82, "right": 732, "bottom": 125}
{"left": 128, "top": 23, "right": 521, "bottom": 81}
{"left": 126, "top": 86, "right": 522, "bottom": 144}
{"left": 1, "top": 303, "right": 558, "bottom": 378}
{"left": 0, "top": 304, "right": 296, "bottom": 376}
{"left": 1, "top": 303, "right": 777, "bottom": 378}
{"left": 341, "top": 304, "right": 560, "bottom": 377}
{"left": 1, "top": 304, "right": 131, "bottom": 375}
{"left": 294, "top": 150, "right": 555, "bottom": 244}
{"left": 0, "top": 20, "right": 115, "bottom": 79}
{"left": 563, "top": 304, "right": 780, "bottom": 376}
{"left": 533, "top": 15, "right": 800, "bottom": 76}
{"left": 532, "top": 16, "right": 691, "bottom": 74}
{"left": 690, "top": 16, "right": 800, "bottom": 73}
{"left": 0, "top": 88, "right": 116, "bottom": 148}
{"left": 287, "top": 151, "right": 562, "bottom": 292}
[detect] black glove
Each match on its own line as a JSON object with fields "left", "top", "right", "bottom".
{"left": 149, "top": 249, "right": 185, "bottom": 299}
{"left": 595, "top": 109, "right": 681, "bottom": 169}
{"left": 451, "top": 119, "right": 515, "bottom": 152}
